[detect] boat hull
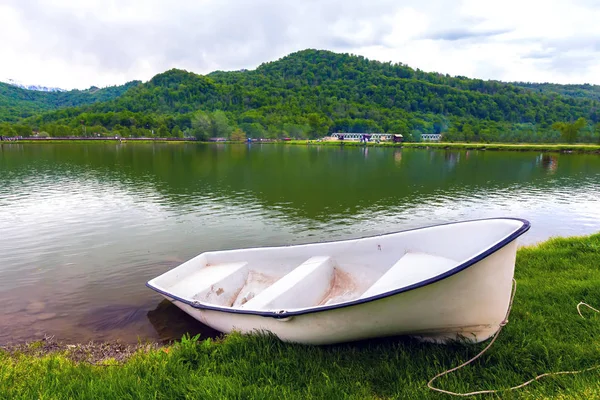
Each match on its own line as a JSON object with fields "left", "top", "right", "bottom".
{"left": 160, "top": 240, "right": 518, "bottom": 345}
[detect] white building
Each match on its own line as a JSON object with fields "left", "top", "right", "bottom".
{"left": 421, "top": 133, "right": 442, "bottom": 141}
{"left": 330, "top": 133, "right": 394, "bottom": 141}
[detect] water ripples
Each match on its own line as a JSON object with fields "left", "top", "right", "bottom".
{"left": 1, "top": 144, "right": 599, "bottom": 344}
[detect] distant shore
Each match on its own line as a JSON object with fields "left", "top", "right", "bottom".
{"left": 4, "top": 137, "right": 600, "bottom": 153}
{"left": 286, "top": 140, "right": 600, "bottom": 153}
{"left": 2, "top": 137, "right": 196, "bottom": 144}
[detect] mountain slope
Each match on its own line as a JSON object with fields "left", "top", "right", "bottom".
{"left": 6, "top": 49, "right": 600, "bottom": 142}
{"left": 0, "top": 80, "right": 141, "bottom": 122}
{"left": 513, "top": 82, "right": 600, "bottom": 102}
{"left": 1, "top": 78, "right": 65, "bottom": 92}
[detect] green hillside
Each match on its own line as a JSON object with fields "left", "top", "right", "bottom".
{"left": 3, "top": 49, "right": 600, "bottom": 143}
{"left": 513, "top": 82, "right": 600, "bottom": 102}
{"left": 0, "top": 80, "right": 141, "bottom": 122}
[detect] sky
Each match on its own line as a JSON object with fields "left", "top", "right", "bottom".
{"left": 1, "top": 0, "right": 600, "bottom": 89}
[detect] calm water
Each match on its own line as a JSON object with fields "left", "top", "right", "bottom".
{"left": 1, "top": 143, "right": 599, "bottom": 344}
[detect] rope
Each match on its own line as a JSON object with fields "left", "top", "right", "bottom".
{"left": 577, "top": 302, "right": 600, "bottom": 318}
{"left": 427, "top": 279, "right": 600, "bottom": 396}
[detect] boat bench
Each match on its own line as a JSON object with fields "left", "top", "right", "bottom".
{"left": 241, "top": 256, "right": 335, "bottom": 311}
{"left": 360, "top": 252, "right": 458, "bottom": 299}
{"left": 178, "top": 253, "right": 458, "bottom": 310}
{"left": 183, "top": 262, "right": 249, "bottom": 306}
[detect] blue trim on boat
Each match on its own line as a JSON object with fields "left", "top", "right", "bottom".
{"left": 146, "top": 217, "right": 530, "bottom": 319}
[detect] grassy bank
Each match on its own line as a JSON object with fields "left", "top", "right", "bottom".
{"left": 286, "top": 140, "right": 600, "bottom": 153}
{"left": 2, "top": 234, "right": 600, "bottom": 399}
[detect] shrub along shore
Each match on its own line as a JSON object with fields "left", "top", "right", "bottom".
{"left": 1, "top": 233, "right": 600, "bottom": 399}
{"left": 6, "top": 138, "right": 600, "bottom": 153}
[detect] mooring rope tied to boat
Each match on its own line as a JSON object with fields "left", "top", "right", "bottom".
{"left": 577, "top": 301, "right": 600, "bottom": 318}
{"left": 428, "top": 279, "right": 600, "bottom": 397}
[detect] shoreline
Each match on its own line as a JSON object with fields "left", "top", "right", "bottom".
{"left": 0, "top": 335, "right": 162, "bottom": 365}
{"left": 285, "top": 140, "right": 600, "bottom": 153}
{"left": 2, "top": 232, "right": 600, "bottom": 398}
{"left": 0, "top": 235, "right": 590, "bottom": 350}
{"left": 4, "top": 138, "right": 600, "bottom": 153}
{"left": 1, "top": 233, "right": 597, "bottom": 348}
{"left": 2, "top": 138, "right": 197, "bottom": 144}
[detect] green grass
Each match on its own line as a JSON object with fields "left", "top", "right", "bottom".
{"left": 286, "top": 140, "right": 600, "bottom": 153}
{"left": 1, "top": 234, "right": 600, "bottom": 399}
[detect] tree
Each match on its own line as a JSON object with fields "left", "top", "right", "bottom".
{"left": 479, "top": 128, "right": 494, "bottom": 143}
{"left": 462, "top": 123, "right": 475, "bottom": 142}
{"left": 89, "top": 125, "right": 107, "bottom": 136}
{"left": 410, "top": 130, "right": 422, "bottom": 142}
{"left": 265, "top": 125, "right": 281, "bottom": 139}
{"left": 230, "top": 128, "right": 246, "bottom": 142}
{"left": 307, "top": 113, "right": 331, "bottom": 138}
{"left": 283, "top": 123, "right": 310, "bottom": 139}
{"left": 211, "top": 110, "right": 232, "bottom": 138}
{"left": 157, "top": 124, "right": 169, "bottom": 137}
{"left": 443, "top": 125, "right": 460, "bottom": 142}
{"left": 119, "top": 126, "right": 131, "bottom": 138}
{"left": 191, "top": 110, "right": 211, "bottom": 140}
{"left": 172, "top": 126, "right": 183, "bottom": 138}
{"left": 12, "top": 124, "right": 32, "bottom": 137}
{"left": 552, "top": 117, "right": 586, "bottom": 143}
{"left": 113, "top": 124, "right": 125, "bottom": 136}
{"left": 240, "top": 122, "right": 265, "bottom": 139}
{"left": 388, "top": 120, "right": 409, "bottom": 136}
{"left": 0, "top": 123, "right": 16, "bottom": 137}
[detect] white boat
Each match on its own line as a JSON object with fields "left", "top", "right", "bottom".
{"left": 147, "top": 218, "right": 530, "bottom": 345}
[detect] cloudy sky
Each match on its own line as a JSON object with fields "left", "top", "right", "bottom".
{"left": 1, "top": 0, "right": 599, "bottom": 89}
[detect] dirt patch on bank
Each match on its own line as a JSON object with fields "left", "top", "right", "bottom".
{"left": 0, "top": 335, "right": 162, "bottom": 365}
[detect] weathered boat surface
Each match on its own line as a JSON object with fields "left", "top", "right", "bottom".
{"left": 147, "top": 218, "right": 530, "bottom": 345}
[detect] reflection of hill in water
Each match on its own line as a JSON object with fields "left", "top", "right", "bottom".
{"left": 1, "top": 143, "right": 599, "bottom": 344}
{"left": 1, "top": 143, "right": 599, "bottom": 222}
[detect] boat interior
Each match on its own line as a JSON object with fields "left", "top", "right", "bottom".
{"left": 148, "top": 219, "right": 525, "bottom": 312}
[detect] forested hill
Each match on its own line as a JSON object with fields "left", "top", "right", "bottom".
{"left": 512, "top": 82, "right": 600, "bottom": 102}
{"left": 0, "top": 80, "right": 141, "bottom": 122}
{"left": 4, "top": 49, "right": 600, "bottom": 143}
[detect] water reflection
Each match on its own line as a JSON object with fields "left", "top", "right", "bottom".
{"left": 444, "top": 150, "right": 460, "bottom": 170}
{"left": 394, "top": 149, "right": 402, "bottom": 165}
{"left": 537, "top": 154, "right": 559, "bottom": 174}
{"left": 0, "top": 143, "right": 599, "bottom": 344}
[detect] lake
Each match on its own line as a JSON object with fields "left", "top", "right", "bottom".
{"left": 1, "top": 143, "right": 599, "bottom": 344}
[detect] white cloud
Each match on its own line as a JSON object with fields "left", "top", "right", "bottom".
{"left": 0, "top": 0, "right": 599, "bottom": 89}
